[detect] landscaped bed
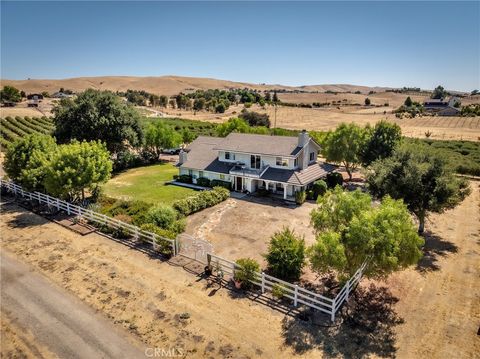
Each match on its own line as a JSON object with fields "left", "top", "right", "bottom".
{"left": 102, "top": 163, "right": 194, "bottom": 205}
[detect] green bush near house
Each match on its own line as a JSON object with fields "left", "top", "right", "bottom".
{"left": 172, "top": 187, "right": 230, "bottom": 216}
{"left": 312, "top": 179, "right": 328, "bottom": 199}
{"left": 326, "top": 172, "right": 343, "bottom": 189}
{"left": 295, "top": 190, "right": 306, "bottom": 204}
{"left": 196, "top": 177, "right": 211, "bottom": 187}
{"left": 210, "top": 179, "right": 232, "bottom": 190}
{"left": 177, "top": 174, "right": 193, "bottom": 184}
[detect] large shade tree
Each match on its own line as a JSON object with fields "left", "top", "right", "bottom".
{"left": 4, "top": 134, "right": 57, "bottom": 191}
{"left": 144, "top": 122, "right": 182, "bottom": 159}
{"left": 0, "top": 85, "right": 22, "bottom": 103}
{"left": 309, "top": 187, "right": 424, "bottom": 279}
{"left": 366, "top": 144, "right": 470, "bottom": 233}
{"left": 43, "top": 141, "right": 112, "bottom": 201}
{"left": 321, "top": 123, "right": 367, "bottom": 180}
{"left": 53, "top": 89, "right": 143, "bottom": 153}
{"left": 360, "top": 120, "right": 402, "bottom": 166}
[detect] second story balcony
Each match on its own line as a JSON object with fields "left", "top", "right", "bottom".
{"left": 229, "top": 163, "right": 269, "bottom": 178}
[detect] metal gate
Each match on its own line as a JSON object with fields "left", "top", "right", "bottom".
{"left": 176, "top": 233, "right": 213, "bottom": 263}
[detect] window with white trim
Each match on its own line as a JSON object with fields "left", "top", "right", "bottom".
{"left": 309, "top": 152, "right": 316, "bottom": 162}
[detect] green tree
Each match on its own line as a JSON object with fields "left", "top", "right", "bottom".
{"left": 4, "top": 134, "right": 56, "bottom": 191}
{"left": 193, "top": 97, "right": 206, "bottom": 111}
{"left": 431, "top": 85, "right": 447, "bottom": 99}
{"left": 364, "top": 98, "right": 371, "bottom": 106}
{"left": 264, "top": 227, "right": 306, "bottom": 280}
{"left": 215, "top": 118, "right": 251, "bottom": 137}
{"left": 144, "top": 122, "right": 182, "bottom": 159}
{"left": 404, "top": 96, "right": 413, "bottom": 107}
{"left": 309, "top": 187, "right": 423, "bottom": 279}
{"left": 272, "top": 91, "right": 279, "bottom": 103}
{"left": 321, "top": 123, "right": 367, "bottom": 180}
{"left": 159, "top": 95, "right": 168, "bottom": 108}
{"left": 264, "top": 92, "right": 271, "bottom": 102}
{"left": 361, "top": 120, "right": 402, "bottom": 166}
{"left": 43, "top": 141, "right": 113, "bottom": 201}
{"left": 366, "top": 144, "right": 470, "bottom": 233}
{"left": 53, "top": 89, "right": 143, "bottom": 153}
{"left": 149, "top": 94, "right": 160, "bottom": 107}
{"left": 181, "top": 128, "right": 196, "bottom": 144}
{"left": 0, "top": 85, "right": 22, "bottom": 103}
{"left": 239, "top": 109, "right": 270, "bottom": 127}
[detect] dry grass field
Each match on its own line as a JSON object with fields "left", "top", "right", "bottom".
{"left": 2, "top": 76, "right": 479, "bottom": 141}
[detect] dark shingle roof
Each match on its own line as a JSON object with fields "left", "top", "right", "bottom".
{"left": 214, "top": 133, "right": 301, "bottom": 157}
{"left": 181, "top": 136, "right": 234, "bottom": 174}
{"left": 260, "top": 163, "right": 336, "bottom": 186}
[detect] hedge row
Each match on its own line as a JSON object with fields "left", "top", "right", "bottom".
{"left": 172, "top": 187, "right": 230, "bottom": 216}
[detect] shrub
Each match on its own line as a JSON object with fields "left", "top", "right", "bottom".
{"left": 295, "top": 190, "right": 306, "bottom": 204}
{"left": 103, "top": 199, "right": 153, "bottom": 226}
{"left": 140, "top": 223, "right": 175, "bottom": 257}
{"left": 264, "top": 227, "right": 306, "bottom": 281}
{"left": 210, "top": 179, "right": 232, "bottom": 190}
{"left": 177, "top": 174, "right": 193, "bottom": 184}
{"left": 113, "top": 150, "right": 143, "bottom": 172}
{"left": 271, "top": 283, "right": 287, "bottom": 300}
{"left": 312, "top": 179, "right": 328, "bottom": 199}
{"left": 172, "top": 187, "right": 230, "bottom": 216}
{"left": 234, "top": 258, "right": 260, "bottom": 290}
{"left": 306, "top": 189, "right": 315, "bottom": 200}
{"left": 326, "top": 172, "right": 343, "bottom": 189}
{"left": 196, "top": 177, "right": 211, "bottom": 187}
{"left": 112, "top": 214, "right": 133, "bottom": 239}
{"left": 147, "top": 204, "right": 178, "bottom": 230}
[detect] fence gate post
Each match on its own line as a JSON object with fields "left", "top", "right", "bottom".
{"left": 261, "top": 272, "right": 265, "bottom": 294}
{"left": 294, "top": 285, "right": 298, "bottom": 307}
{"left": 331, "top": 304, "right": 335, "bottom": 322}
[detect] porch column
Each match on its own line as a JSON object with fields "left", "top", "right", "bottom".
{"left": 283, "top": 183, "right": 287, "bottom": 199}
{"left": 265, "top": 181, "right": 269, "bottom": 191}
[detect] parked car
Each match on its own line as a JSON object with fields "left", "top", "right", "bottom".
{"left": 162, "top": 148, "right": 181, "bottom": 155}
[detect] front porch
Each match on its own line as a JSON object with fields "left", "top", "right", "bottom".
{"left": 232, "top": 176, "right": 300, "bottom": 201}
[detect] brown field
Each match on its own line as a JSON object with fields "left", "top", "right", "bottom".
{"left": 1, "top": 181, "right": 479, "bottom": 358}
{"left": 2, "top": 75, "right": 479, "bottom": 141}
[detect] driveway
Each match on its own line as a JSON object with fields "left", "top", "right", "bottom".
{"left": 185, "top": 195, "right": 317, "bottom": 264}
{"left": 1, "top": 251, "right": 145, "bottom": 359}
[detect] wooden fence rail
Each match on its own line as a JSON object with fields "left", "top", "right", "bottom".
{"left": 207, "top": 253, "right": 368, "bottom": 321}
{"left": 0, "top": 179, "right": 176, "bottom": 256}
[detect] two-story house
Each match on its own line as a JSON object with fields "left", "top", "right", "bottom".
{"left": 177, "top": 131, "right": 335, "bottom": 200}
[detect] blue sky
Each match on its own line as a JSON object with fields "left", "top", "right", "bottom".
{"left": 1, "top": 1, "right": 479, "bottom": 91}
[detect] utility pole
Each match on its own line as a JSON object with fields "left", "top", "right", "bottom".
{"left": 273, "top": 103, "right": 277, "bottom": 135}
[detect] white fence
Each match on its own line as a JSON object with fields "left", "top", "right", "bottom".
{"left": 1, "top": 179, "right": 368, "bottom": 321}
{"left": 0, "top": 179, "right": 176, "bottom": 256}
{"left": 208, "top": 253, "right": 368, "bottom": 322}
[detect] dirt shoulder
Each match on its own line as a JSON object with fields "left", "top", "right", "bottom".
{"left": 1, "top": 251, "right": 145, "bottom": 359}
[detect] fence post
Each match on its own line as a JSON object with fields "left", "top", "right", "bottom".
{"left": 66, "top": 202, "right": 70, "bottom": 215}
{"left": 56, "top": 198, "right": 60, "bottom": 210}
{"left": 346, "top": 280, "right": 350, "bottom": 301}
{"left": 261, "top": 272, "right": 265, "bottom": 294}
{"left": 331, "top": 300, "right": 336, "bottom": 322}
{"left": 294, "top": 285, "right": 298, "bottom": 307}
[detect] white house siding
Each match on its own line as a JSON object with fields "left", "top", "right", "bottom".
{"left": 219, "top": 151, "right": 296, "bottom": 170}
{"left": 179, "top": 167, "right": 232, "bottom": 185}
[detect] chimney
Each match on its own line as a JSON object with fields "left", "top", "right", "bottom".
{"left": 298, "top": 129, "right": 309, "bottom": 147}
{"left": 178, "top": 150, "right": 188, "bottom": 165}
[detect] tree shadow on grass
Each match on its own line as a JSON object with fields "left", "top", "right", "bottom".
{"left": 282, "top": 283, "right": 403, "bottom": 358}
{"left": 416, "top": 231, "right": 458, "bottom": 273}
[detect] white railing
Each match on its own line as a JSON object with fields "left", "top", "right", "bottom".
{"left": 0, "top": 179, "right": 176, "bottom": 256}
{"left": 207, "top": 253, "right": 368, "bottom": 322}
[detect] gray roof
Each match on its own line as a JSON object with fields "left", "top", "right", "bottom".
{"left": 261, "top": 163, "right": 336, "bottom": 186}
{"left": 214, "top": 133, "right": 302, "bottom": 157}
{"left": 181, "top": 136, "right": 234, "bottom": 174}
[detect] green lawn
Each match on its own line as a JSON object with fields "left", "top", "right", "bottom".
{"left": 103, "top": 163, "right": 194, "bottom": 205}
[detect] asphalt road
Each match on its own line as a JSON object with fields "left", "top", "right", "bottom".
{"left": 1, "top": 251, "right": 146, "bottom": 359}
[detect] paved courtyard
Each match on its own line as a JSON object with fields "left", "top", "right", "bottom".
{"left": 184, "top": 195, "right": 317, "bottom": 265}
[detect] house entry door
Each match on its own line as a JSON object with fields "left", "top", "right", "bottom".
{"left": 235, "top": 177, "right": 243, "bottom": 191}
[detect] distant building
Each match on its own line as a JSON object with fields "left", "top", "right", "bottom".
{"left": 423, "top": 97, "right": 460, "bottom": 116}
{"left": 27, "top": 93, "right": 44, "bottom": 107}
{"left": 52, "top": 92, "right": 73, "bottom": 98}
